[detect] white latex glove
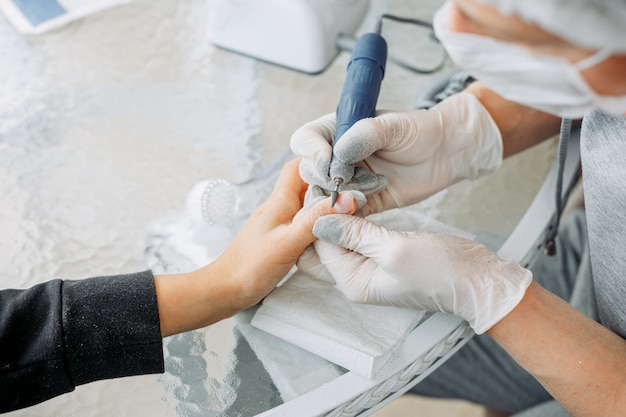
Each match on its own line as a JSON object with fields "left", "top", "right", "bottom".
{"left": 291, "top": 92, "right": 503, "bottom": 216}
{"left": 311, "top": 214, "right": 533, "bottom": 334}
{"left": 296, "top": 185, "right": 367, "bottom": 282}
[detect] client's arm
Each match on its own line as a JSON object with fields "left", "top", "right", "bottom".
{"left": 0, "top": 159, "right": 356, "bottom": 412}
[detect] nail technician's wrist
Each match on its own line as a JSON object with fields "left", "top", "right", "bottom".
{"left": 465, "top": 82, "right": 561, "bottom": 157}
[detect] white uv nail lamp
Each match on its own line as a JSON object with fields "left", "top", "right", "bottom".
{"left": 207, "top": 0, "right": 369, "bottom": 74}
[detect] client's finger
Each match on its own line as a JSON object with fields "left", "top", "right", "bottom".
{"left": 286, "top": 192, "right": 356, "bottom": 251}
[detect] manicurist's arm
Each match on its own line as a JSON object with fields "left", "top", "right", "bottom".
{"left": 462, "top": 83, "right": 626, "bottom": 415}
{"left": 310, "top": 203, "right": 626, "bottom": 417}
{"left": 487, "top": 280, "right": 626, "bottom": 417}
{"left": 465, "top": 81, "right": 563, "bottom": 158}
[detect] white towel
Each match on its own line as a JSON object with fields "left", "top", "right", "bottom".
{"left": 252, "top": 204, "right": 474, "bottom": 379}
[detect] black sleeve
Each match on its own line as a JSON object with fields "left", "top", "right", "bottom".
{"left": 0, "top": 270, "right": 164, "bottom": 413}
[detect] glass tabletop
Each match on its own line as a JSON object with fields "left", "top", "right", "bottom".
{"left": 0, "top": 0, "right": 558, "bottom": 416}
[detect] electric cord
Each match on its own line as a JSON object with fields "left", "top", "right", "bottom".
{"left": 336, "top": 14, "right": 448, "bottom": 75}
{"left": 375, "top": 14, "right": 433, "bottom": 34}
{"left": 544, "top": 118, "right": 573, "bottom": 256}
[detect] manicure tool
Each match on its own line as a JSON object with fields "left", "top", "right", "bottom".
{"left": 330, "top": 32, "right": 387, "bottom": 206}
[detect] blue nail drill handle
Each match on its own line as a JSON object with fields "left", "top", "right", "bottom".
{"left": 329, "top": 32, "right": 387, "bottom": 185}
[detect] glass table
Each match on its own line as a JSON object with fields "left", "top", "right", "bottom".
{"left": 0, "top": 0, "right": 579, "bottom": 415}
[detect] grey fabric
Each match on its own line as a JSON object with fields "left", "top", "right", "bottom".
{"left": 512, "top": 400, "right": 569, "bottom": 417}
{"left": 410, "top": 209, "right": 594, "bottom": 415}
{"left": 414, "top": 69, "right": 475, "bottom": 110}
{"left": 580, "top": 110, "right": 626, "bottom": 339}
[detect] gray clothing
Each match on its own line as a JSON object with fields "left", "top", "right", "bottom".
{"left": 581, "top": 110, "right": 626, "bottom": 338}
{"left": 412, "top": 110, "right": 626, "bottom": 415}
{"left": 513, "top": 400, "right": 570, "bottom": 417}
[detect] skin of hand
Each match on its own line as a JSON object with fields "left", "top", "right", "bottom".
{"left": 465, "top": 82, "right": 561, "bottom": 157}
{"left": 488, "top": 282, "right": 626, "bottom": 417}
{"left": 154, "top": 158, "right": 357, "bottom": 337}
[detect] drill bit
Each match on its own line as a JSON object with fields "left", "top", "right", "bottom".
{"left": 330, "top": 178, "right": 342, "bottom": 207}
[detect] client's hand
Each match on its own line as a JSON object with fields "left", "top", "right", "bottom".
{"left": 311, "top": 214, "right": 532, "bottom": 334}
{"left": 215, "top": 159, "right": 357, "bottom": 310}
{"left": 155, "top": 159, "right": 357, "bottom": 336}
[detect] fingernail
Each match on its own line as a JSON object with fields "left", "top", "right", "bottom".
{"left": 333, "top": 192, "right": 356, "bottom": 214}
{"left": 346, "top": 190, "right": 367, "bottom": 209}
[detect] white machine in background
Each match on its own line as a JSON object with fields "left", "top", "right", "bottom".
{"left": 207, "top": 0, "right": 369, "bottom": 74}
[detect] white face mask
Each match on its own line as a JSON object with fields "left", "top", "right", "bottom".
{"left": 433, "top": 2, "right": 626, "bottom": 118}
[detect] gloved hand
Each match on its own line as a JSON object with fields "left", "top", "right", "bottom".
{"left": 310, "top": 214, "right": 533, "bottom": 334}
{"left": 291, "top": 92, "right": 503, "bottom": 216}
{"left": 296, "top": 184, "right": 367, "bottom": 283}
